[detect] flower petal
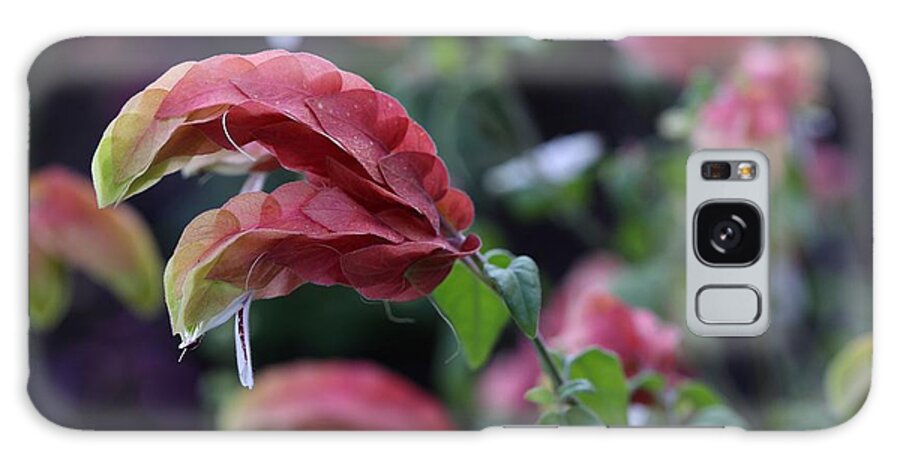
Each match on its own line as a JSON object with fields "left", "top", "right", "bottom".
{"left": 165, "top": 181, "right": 427, "bottom": 343}
{"left": 229, "top": 53, "right": 343, "bottom": 125}
{"left": 378, "top": 151, "right": 449, "bottom": 232}
{"left": 91, "top": 62, "right": 223, "bottom": 207}
{"left": 156, "top": 54, "right": 257, "bottom": 118}
{"left": 436, "top": 187, "right": 475, "bottom": 232}
{"left": 306, "top": 89, "right": 411, "bottom": 183}
{"left": 234, "top": 291, "right": 255, "bottom": 389}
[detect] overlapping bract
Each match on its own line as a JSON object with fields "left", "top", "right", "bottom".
{"left": 29, "top": 166, "right": 163, "bottom": 329}
{"left": 167, "top": 181, "right": 479, "bottom": 345}
{"left": 91, "top": 50, "right": 478, "bottom": 346}
{"left": 92, "top": 50, "right": 441, "bottom": 207}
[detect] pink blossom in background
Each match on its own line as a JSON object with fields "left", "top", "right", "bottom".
{"left": 691, "top": 81, "right": 791, "bottom": 179}
{"left": 551, "top": 293, "right": 681, "bottom": 380}
{"left": 691, "top": 39, "right": 828, "bottom": 182}
{"left": 616, "top": 37, "right": 751, "bottom": 82}
{"left": 476, "top": 339, "right": 542, "bottom": 418}
{"left": 737, "top": 40, "right": 826, "bottom": 106}
{"left": 477, "top": 255, "right": 684, "bottom": 421}
{"left": 692, "top": 82, "right": 791, "bottom": 149}
{"left": 541, "top": 254, "right": 622, "bottom": 337}
{"left": 221, "top": 360, "right": 453, "bottom": 430}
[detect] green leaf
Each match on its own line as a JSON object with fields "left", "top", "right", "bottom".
{"left": 483, "top": 248, "right": 514, "bottom": 267}
{"left": 628, "top": 371, "right": 666, "bottom": 395}
{"left": 431, "top": 262, "right": 510, "bottom": 369}
{"left": 28, "top": 249, "right": 71, "bottom": 331}
{"left": 524, "top": 386, "right": 555, "bottom": 406}
{"left": 484, "top": 254, "right": 541, "bottom": 338}
{"left": 562, "top": 404, "right": 603, "bottom": 426}
{"left": 675, "top": 381, "right": 723, "bottom": 412}
{"left": 557, "top": 378, "right": 596, "bottom": 399}
{"left": 565, "top": 348, "right": 629, "bottom": 426}
{"left": 537, "top": 410, "right": 563, "bottom": 425}
{"left": 536, "top": 405, "right": 601, "bottom": 426}
{"left": 825, "top": 334, "right": 872, "bottom": 422}
{"left": 687, "top": 405, "right": 748, "bottom": 428}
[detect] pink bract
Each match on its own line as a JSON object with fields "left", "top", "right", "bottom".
{"left": 221, "top": 360, "right": 454, "bottom": 430}
{"left": 91, "top": 50, "right": 478, "bottom": 351}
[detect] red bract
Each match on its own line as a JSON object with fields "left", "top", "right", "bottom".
{"left": 168, "top": 181, "right": 478, "bottom": 330}
{"left": 93, "top": 50, "right": 440, "bottom": 207}
{"left": 221, "top": 360, "right": 453, "bottom": 430}
{"left": 91, "top": 51, "right": 479, "bottom": 375}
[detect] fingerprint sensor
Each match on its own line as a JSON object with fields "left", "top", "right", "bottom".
{"left": 696, "top": 286, "right": 761, "bottom": 324}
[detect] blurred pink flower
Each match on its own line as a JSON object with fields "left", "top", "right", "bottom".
{"left": 617, "top": 37, "right": 750, "bottom": 82}
{"left": 691, "top": 40, "right": 827, "bottom": 181}
{"left": 691, "top": 82, "right": 791, "bottom": 180}
{"left": 221, "top": 360, "right": 453, "bottom": 430}
{"left": 541, "top": 254, "right": 622, "bottom": 337}
{"left": 551, "top": 293, "right": 681, "bottom": 379}
{"left": 477, "top": 339, "right": 542, "bottom": 418}
{"left": 737, "top": 40, "right": 826, "bottom": 106}
{"left": 692, "top": 82, "right": 790, "bottom": 149}
{"left": 478, "top": 255, "right": 683, "bottom": 421}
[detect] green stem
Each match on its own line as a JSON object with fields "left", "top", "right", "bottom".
{"left": 465, "top": 250, "right": 567, "bottom": 391}
{"left": 532, "top": 335, "right": 565, "bottom": 390}
{"left": 442, "top": 218, "right": 568, "bottom": 396}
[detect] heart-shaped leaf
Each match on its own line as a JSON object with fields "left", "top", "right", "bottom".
{"left": 484, "top": 254, "right": 541, "bottom": 338}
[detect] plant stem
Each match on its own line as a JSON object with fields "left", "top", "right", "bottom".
{"left": 532, "top": 335, "right": 565, "bottom": 390}
{"left": 462, "top": 256, "right": 499, "bottom": 290}
{"left": 457, "top": 237, "right": 568, "bottom": 394}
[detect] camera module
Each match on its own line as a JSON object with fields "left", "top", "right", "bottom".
{"left": 694, "top": 201, "right": 762, "bottom": 266}
{"left": 701, "top": 161, "right": 731, "bottom": 180}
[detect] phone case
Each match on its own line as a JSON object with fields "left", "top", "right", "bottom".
{"left": 27, "top": 36, "right": 872, "bottom": 430}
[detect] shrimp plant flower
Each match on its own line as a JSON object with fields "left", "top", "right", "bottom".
{"left": 90, "top": 50, "right": 497, "bottom": 388}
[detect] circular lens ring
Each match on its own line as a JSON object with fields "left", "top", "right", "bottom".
{"left": 694, "top": 201, "right": 763, "bottom": 266}
{"left": 710, "top": 219, "right": 743, "bottom": 252}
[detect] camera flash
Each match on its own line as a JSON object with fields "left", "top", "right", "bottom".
{"left": 737, "top": 162, "right": 756, "bottom": 180}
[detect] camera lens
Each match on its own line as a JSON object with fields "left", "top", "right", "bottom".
{"left": 711, "top": 219, "right": 743, "bottom": 251}
{"left": 695, "top": 202, "right": 762, "bottom": 266}
{"left": 701, "top": 161, "right": 732, "bottom": 180}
